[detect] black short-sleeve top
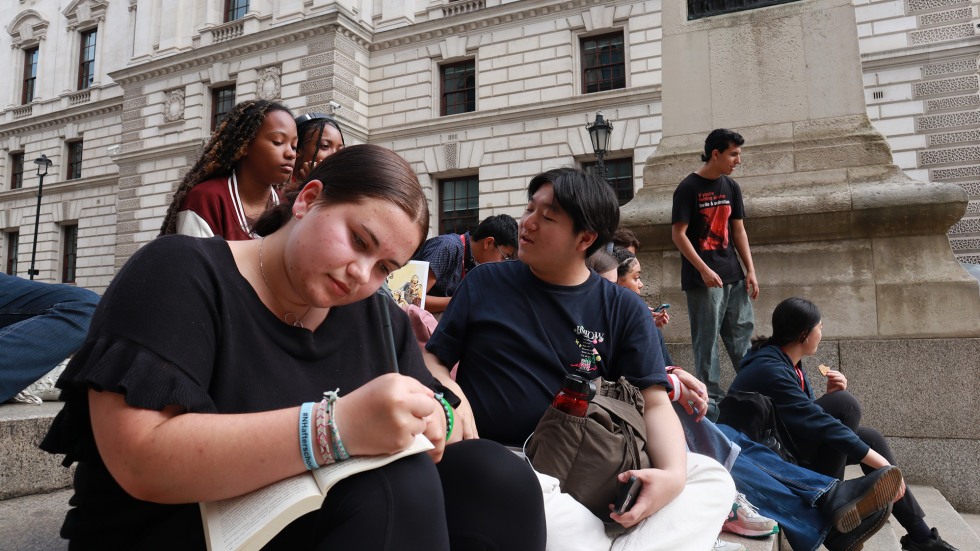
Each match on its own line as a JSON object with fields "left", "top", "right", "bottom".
{"left": 42, "top": 235, "right": 433, "bottom": 543}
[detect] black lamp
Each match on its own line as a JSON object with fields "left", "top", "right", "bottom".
{"left": 27, "top": 154, "right": 52, "bottom": 280}
{"left": 586, "top": 110, "right": 614, "bottom": 179}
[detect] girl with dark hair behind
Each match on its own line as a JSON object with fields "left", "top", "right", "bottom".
{"left": 730, "top": 297, "right": 958, "bottom": 551}
{"left": 585, "top": 248, "right": 618, "bottom": 281}
{"left": 288, "top": 112, "right": 345, "bottom": 189}
{"left": 159, "top": 99, "right": 298, "bottom": 240}
{"left": 43, "top": 144, "right": 546, "bottom": 551}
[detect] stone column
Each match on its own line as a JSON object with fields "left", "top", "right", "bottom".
{"left": 623, "top": 0, "right": 980, "bottom": 511}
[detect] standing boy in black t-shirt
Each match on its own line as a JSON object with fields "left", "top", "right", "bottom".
{"left": 671, "top": 129, "right": 759, "bottom": 421}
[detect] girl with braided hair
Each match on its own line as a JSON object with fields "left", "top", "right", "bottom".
{"left": 288, "top": 112, "right": 345, "bottom": 189}
{"left": 159, "top": 100, "right": 298, "bottom": 240}
{"left": 43, "top": 144, "right": 546, "bottom": 550}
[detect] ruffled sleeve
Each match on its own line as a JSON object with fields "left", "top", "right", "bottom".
{"left": 41, "top": 333, "right": 217, "bottom": 465}
{"left": 41, "top": 236, "right": 230, "bottom": 463}
{"left": 61, "top": 333, "right": 216, "bottom": 413}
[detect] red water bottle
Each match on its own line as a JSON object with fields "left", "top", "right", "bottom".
{"left": 551, "top": 374, "right": 595, "bottom": 417}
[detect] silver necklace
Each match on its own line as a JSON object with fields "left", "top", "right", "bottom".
{"left": 259, "top": 238, "right": 312, "bottom": 328}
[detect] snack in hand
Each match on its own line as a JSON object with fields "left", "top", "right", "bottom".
{"left": 818, "top": 364, "right": 832, "bottom": 377}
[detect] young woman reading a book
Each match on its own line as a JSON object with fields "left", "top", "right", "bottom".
{"left": 42, "top": 145, "right": 546, "bottom": 550}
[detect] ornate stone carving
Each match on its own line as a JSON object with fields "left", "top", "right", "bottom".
{"left": 163, "top": 89, "right": 185, "bottom": 122}
{"left": 923, "top": 59, "right": 977, "bottom": 77}
{"left": 907, "top": 0, "right": 968, "bottom": 14}
{"left": 950, "top": 238, "right": 980, "bottom": 250}
{"left": 929, "top": 128, "right": 980, "bottom": 146}
{"left": 302, "top": 53, "right": 334, "bottom": 69}
{"left": 7, "top": 10, "right": 50, "bottom": 47}
{"left": 256, "top": 66, "right": 282, "bottom": 100}
{"left": 956, "top": 182, "right": 980, "bottom": 196}
{"left": 919, "top": 7, "right": 972, "bottom": 27}
{"left": 919, "top": 145, "right": 980, "bottom": 166}
{"left": 910, "top": 23, "right": 974, "bottom": 46}
{"left": 926, "top": 94, "right": 980, "bottom": 112}
{"left": 931, "top": 165, "right": 980, "bottom": 180}
{"left": 917, "top": 110, "right": 980, "bottom": 132}
{"left": 63, "top": 0, "right": 108, "bottom": 31}
{"left": 949, "top": 217, "right": 980, "bottom": 234}
{"left": 913, "top": 75, "right": 978, "bottom": 98}
{"left": 445, "top": 142, "right": 458, "bottom": 169}
{"left": 687, "top": 0, "right": 802, "bottom": 20}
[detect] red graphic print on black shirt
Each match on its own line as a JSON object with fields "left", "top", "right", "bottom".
{"left": 696, "top": 191, "right": 732, "bottom": 251}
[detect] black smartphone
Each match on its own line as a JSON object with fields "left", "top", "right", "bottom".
{"left": 653, "top": 303, "right": 670, "bottom": 313}
{"left": 613, "top": 475, "right": 642, "bottom": 515}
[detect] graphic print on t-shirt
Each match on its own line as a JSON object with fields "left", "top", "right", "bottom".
{"left": 696, "top": 191, "right": 732, "bottom": 251}
{"left": 571, "top": 325, "right": 605, "bottom": 374}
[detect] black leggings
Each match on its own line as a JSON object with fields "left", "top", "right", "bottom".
{"left": 803, "top": 390, "right": 925, "bottom": 532}
{"left": 269, "top": 438, "right": 546, "bottom": 551}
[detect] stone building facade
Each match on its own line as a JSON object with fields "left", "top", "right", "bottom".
{"left": 1, "top": 0, "right": 977, "bottom": 293}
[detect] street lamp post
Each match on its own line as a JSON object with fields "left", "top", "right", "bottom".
{"left": 586, "top": 110, "right": 614, "bottom": 180}
{"left": 27, "top": 154, "right": 52, "bottom": 280}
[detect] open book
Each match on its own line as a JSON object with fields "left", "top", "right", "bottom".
{"left": 387, "top": 260, "right": 429, "bottom": 310}
{"left": 200, "top": 434, "right": 434, "bottom": 551}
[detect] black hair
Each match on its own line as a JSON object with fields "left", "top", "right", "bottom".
{"left": 612, "top": 227, "right": 641, "bottom": 251}
{"left": 610, "top": 246, "right": 637, "bottom": 279}
{"left": 471, "top": 214, "right": 518, "bottom": 249}
{"left": 750, "top": 297, "right": 822, "bottom": 351}
{"left": 701, "top": 128, "right": 745, "bottom": 163}
{"left": 294, "top": 113, "right": 345, "bottom": 170}
{"left": 160, "top": 100, "right": 293, "bottom": 236}
{"left": 252, "top": 144, "right": 429, "bottom": 249}
{"left": 527, "top": 167, "right": 619, "bottom": 257}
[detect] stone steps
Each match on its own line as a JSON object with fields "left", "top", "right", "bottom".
{"left": 2, "top": 403, "right": 978, "bottom": 550}
{"left": 0, "top": 402, "right": 72, "bottom": 501}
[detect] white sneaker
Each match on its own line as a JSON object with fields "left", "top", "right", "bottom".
{"left": 713, "top": 538, "right": 747, "bottom": 551}
{"left": 723, "top": 493, "right": 779, "bottom": 537}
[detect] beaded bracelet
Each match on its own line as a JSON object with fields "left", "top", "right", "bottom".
{"left": 434, "top": 392, "right": 455, "bottom": 441}
{"left": 324, "top": 389, "right": 350, "bottom": 461}
{"left": 298, "top": 402, "right": 319, "bottom": 470}
{"left": 313, "top": 399, "right": 335, "bottom": 466}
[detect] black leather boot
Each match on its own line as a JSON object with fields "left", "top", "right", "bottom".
{"left": 818, "top": 465, "right": 903, "bottom": 533}
{"left": 824, "top": 502, "right": 893, "bottom": 551}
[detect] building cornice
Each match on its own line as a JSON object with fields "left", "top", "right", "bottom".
{"left": 0, "top": 175, "right": 117, "bottom": 203}
{"left": 370, "top": 0, "right": 610, "bottom": 52}
{"left": 368, "top": 85, "right": 661, "bottom": 142}
{"left": 861, "top": 37, "right": 980, "bottom": 71}
{"left": 0, "top": 98, "right": 122, "bottom": 137}
{"left": 110, "top": 11, "right": 373, "bottom": 87}
{"left": 112, "top": 140, "right": 202, "bottom": 166}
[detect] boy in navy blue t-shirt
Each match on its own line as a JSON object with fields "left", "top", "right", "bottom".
{"left": 424, "top": 167, "right": 736, "bottom": 550}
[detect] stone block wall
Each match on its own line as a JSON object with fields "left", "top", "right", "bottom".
{"left": 366, "top": 2, "right": 665, "bottom": 233}
{"left": 858, "top": 0, "right": 980, "bottom": 263}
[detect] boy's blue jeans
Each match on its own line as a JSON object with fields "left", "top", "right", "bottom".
{"left": 0, "top": 274, "right": 99, "bottom": 402}
{"left": 720, "top": 424, "right": 834, "bottom": 551}
{"left": 676, "top": 404, "right": 833, "bottom": 551}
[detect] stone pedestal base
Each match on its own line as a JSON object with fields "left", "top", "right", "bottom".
{"left": 623, "top": 115, "right": 980, "bottom": 339}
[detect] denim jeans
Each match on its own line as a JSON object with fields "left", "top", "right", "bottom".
{"left": 685, "top": 282, "right": 754, "bottom": 404}
{"left": 0, "top": 274, "right": 99, "bottom": 402}
{"left": 718, "top": 424, "right": 834, "bottom": 551}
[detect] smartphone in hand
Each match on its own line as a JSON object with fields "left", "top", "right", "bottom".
{"left": 613, "top": 475, "right": 643, "bottom": 515}
{"left": 652, "top": 303, "right": 670, "bottom": 313}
